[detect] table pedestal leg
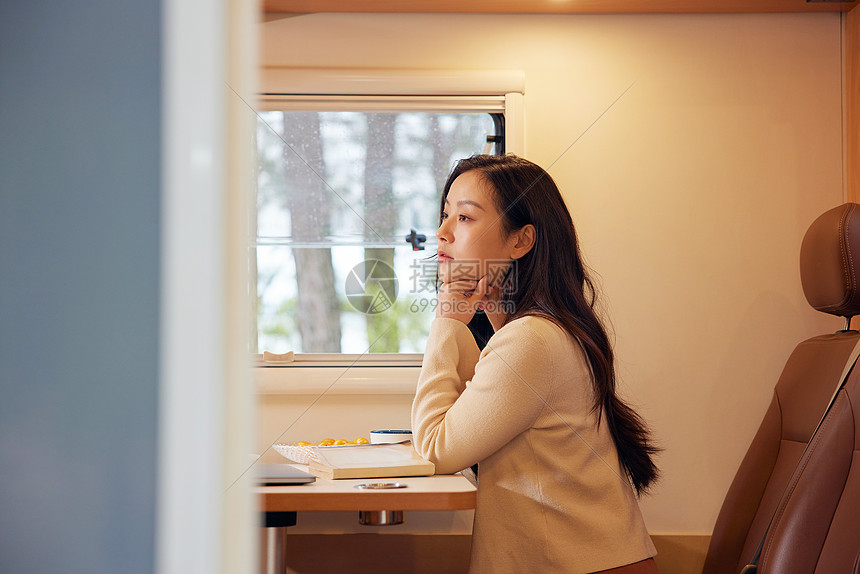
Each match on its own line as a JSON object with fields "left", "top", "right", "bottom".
{"left": 261, "top": 527, "right": 287, "bottom": 574}
{"left": 359, "top": 510, "right": 404, "bottom": 525}
{"left": 261, "top": 512, "right": 296, "bottom": 574}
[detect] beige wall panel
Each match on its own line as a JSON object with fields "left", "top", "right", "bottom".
{"left": 848, "top": 7, "right": 860, "bottom": 203}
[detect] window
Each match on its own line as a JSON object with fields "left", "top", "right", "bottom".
{"left": 253, "top": 107, "right": 504, "bottom": 354}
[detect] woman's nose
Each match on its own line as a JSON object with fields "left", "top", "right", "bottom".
{"left": 436, "top": 220, "right": 451, "bottom": 243}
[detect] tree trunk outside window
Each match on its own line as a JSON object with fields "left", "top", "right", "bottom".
{"left": 363, "top": 114, "right": 399, "bottom": 352}
{"left": 283, "top": 112, "right": 342, "bottom": 352}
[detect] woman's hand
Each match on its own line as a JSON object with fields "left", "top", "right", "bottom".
{"left": 437, "top": 276, "right": 492, "bottom": 323}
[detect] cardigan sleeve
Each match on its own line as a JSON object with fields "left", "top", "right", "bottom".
{"left": 411, "top": 316, "right": 557, "bottom": 474}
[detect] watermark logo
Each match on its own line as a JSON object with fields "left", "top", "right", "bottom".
{"left": 345, "top": 258, "right": 518, "bottom": 315}
{"left": 345, "top": 259, "right": 398, "bottom": 314}
{"left": 408, "top": 258, "right": 515, "bottom": 294}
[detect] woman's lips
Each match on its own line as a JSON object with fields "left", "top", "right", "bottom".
{"left": 437, "top": 250, "right": 454, "bottom": 262}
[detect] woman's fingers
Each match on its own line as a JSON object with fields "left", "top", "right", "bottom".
{"left": 445, "top": 278, "right": 482, "bottom": 296}
{"left": 470, "top": 276, "right": 488, "bottom": 302}
{"left": 473, "top": 277, "right": 488, "bottom": 310}
{"left": 437, "top": 276, "right": 490, "bottom": 322}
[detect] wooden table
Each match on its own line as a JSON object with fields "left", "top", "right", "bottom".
{"left": 260, "top": 471, "right": 477, "bottom": 512}
{"left": 258, "top": 468, "right": 477, "bottom": 573}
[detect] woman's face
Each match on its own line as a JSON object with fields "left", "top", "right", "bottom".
{"left": 436, "top": 170, "right": 519, "bottom": 285}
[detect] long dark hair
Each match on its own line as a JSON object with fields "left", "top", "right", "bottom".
{"left": 440, "top": 154, "right": 660, "bottom": 496}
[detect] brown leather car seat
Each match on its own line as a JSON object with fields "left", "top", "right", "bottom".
{"left": 703, "top": 203, "right": 860, "bottom": 574}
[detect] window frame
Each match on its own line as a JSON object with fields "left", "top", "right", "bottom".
{"left": 254, "top": 67, "right": 525, "bottom": 367}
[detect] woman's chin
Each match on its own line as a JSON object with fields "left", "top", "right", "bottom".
{"left": 437, "top": 261, "right": 455, "bottom": 283}
{"left": 440, "top": 259, "right": 486, "bottom": 281}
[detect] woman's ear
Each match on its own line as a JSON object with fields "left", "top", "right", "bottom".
{"left": 510, "top": 224, "right": 536, "bottom": 259}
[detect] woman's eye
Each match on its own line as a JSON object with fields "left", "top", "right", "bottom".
{"left": 440, "top": 212, "right": 448, "bottom": 220}
{"left": 458, "top": 214, "right": 471, "bottom": 222}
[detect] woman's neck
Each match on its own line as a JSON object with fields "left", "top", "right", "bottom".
{"left": 486, "top": 309, "right": 507, "bottom": 332}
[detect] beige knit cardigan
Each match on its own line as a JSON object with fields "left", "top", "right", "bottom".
{"left": 412, "top": 316, "right": 656, "bottom": 573}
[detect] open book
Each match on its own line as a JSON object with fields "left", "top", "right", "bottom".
{"left": 308, "top": 442, "right": 435, "bottom": 480}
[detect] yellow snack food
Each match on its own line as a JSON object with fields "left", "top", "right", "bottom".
{"left": 295, "top": 436, "right": 370, "bottom": 446}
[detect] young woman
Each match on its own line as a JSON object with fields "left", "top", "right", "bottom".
{"left": 411, "top": 155, "right": 659, "bottom": 573}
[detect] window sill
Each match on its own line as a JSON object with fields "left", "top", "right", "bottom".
{"left": 255, "top": 354, "right": 422, "bottom": 395}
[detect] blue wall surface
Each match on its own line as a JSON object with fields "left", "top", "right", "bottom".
{"left": 0, "top": 1, "right": 161, "bottom": 572}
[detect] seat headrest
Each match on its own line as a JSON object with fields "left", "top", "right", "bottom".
{"left": 800, "top": 203, "right": 860, "bottom": 319}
